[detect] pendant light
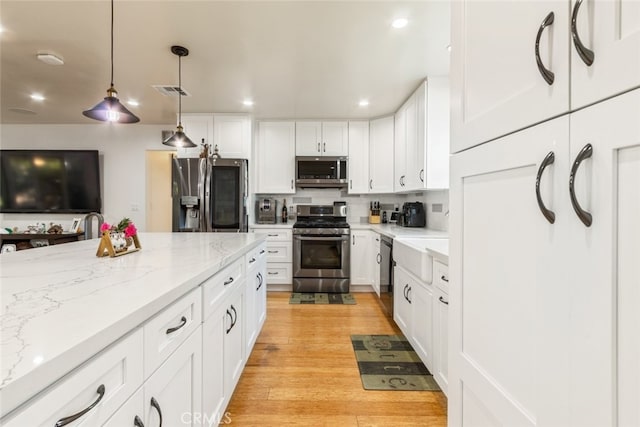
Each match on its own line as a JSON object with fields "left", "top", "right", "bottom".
{"left": 162, "top": 46, "right": 196, "bottom": 148}
{"left": 82, "top": 0, "right": 140, "bottom": 123}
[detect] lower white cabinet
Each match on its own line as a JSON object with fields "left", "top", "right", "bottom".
{"left": 433, "top": 261, "right": 449, "bottom": 395}
{"left": 222, "top": 285, "right": 245, "bottom": 402}
{"left": 250, "top": 228, "right": 292, "bottom": 285}
{"left": 350, "top": 230, "right": 373, "bottom": 287}
{"left": 144, "top": 327, "right": 202, "bottom": 427}
{"left": 393, "top": 265, "right": 413, "bottom": 338}
{"left": 372, "top": 234, "right": 381, "bottom": 296}
{"left": 201, "top": 304, "right": 226, "bottom": 425}
{"left": 245, "top": 242, "right": 267, "bottom": 356}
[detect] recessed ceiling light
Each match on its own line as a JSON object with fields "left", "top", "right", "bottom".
{"left": 243, "top": 100, "right": 254, "bottom": 106}
{"left": 359, "top": 100, "right": 369, "bottom": 107}
{"left": 30, "top": 93, "right": 45, "bottom": 101}
{"left": 127, "top": 100, "right": 139, "bottom": 107}
{"left": 37, "top": 53, "right": 64, "bottom": 66}
{"left": 392, "top": 18, "right": 408, "bottom": 29}
{"left": 0, "top": 26, "right": 5, "bottom": 34}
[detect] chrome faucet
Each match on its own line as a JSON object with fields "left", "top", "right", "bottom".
{"left": 84, "top": 212, "right": 104, "bottom": 240}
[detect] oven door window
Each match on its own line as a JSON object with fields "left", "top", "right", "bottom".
{"left": 300, "top": 240, "right": 343, "bottom": 269}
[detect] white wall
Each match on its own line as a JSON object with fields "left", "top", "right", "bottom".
{"left": 0, "top": 124, "right": 173, "bottom": 232}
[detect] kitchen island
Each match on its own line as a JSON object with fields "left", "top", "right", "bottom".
{"left": 0, "top": 232, "right": 266, "bottom": 424}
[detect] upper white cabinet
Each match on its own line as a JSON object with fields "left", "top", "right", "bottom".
{"left": 395, "top": 79, "right": 450, "bottom": 191}
{"left": 296, "top": 121, "right": 348, "bottom": 156}
{"left": 213, "top": 114, "right": 252, "bottom": 159}
{"left": 178, "top": 113, "right": 212, "bottom": 158}
{"left": 570, "top": 0, "right": 640, "bottom": 109}
{"left": 347, "top": 121, "right": 370, "bottom": 194}
{"left": 450, "top": 1, "right": 571, "bottom": 152}
{"left": 369, "top": 116, "right": 395, "bottom": 194}
{"left": 255, "top": 121, "right": 296, "bottom": 194}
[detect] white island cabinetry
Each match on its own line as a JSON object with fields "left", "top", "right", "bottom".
{"left": 0, "top": 233, "right": 266, "bottom": 426}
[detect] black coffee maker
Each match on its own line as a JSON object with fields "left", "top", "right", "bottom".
{"left": 400, "top": 202, "right": 426, "bottom": 227}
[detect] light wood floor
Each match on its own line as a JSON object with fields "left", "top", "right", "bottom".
{"left": 225, "top": 291, "right": 448, "bottom": 426}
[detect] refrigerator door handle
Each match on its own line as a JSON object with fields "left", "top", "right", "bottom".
{"left": 199, "top": 158, "right": 209, "bottom": 232}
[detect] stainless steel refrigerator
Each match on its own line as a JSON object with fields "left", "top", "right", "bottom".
{"left": 171, "top": 157, "right": 248, "bottom": 232}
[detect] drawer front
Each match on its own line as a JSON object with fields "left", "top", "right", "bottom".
{"left": 246, "top": 242, "right": 267, "bottom": 273}
{"left": 266, "top": 242, "right": 292, "bottom": 262}
{"left": 3, "top": 329, "right": 143, "bottom": 427}
{"left": 265, "top": 263, "right": 292, "bottom": 284}
{"left": 203, "top": 257, "right": 244, "bottom": 320}
{"left": 144, "top": 287, "right": 202, "bottom": 378}
{"left": 434, "top": 260, "right": 449, "bottom": 293}
{"left": 252, "top": 229, "right": 292, "bottom": 242}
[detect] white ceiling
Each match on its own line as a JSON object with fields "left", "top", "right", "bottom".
{"left": 0, "top": 1, "right": 450, "bottom": 125}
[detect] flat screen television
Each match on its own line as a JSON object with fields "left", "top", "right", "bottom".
{"left": 0, "top": 150, "right": 102, "bottom": 213}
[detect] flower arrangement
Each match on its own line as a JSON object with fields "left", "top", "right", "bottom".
{"left": 100, "top": 217, "right": 138, "bottom": 238}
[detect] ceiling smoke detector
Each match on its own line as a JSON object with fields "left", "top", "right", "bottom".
{"left": 37, "top": 53, "right": 64, "bottom": 66}
{"left": 152, "top": 85, "right": 191, "bottom": 97}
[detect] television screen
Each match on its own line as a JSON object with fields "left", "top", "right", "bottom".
{"left": 0, "top": 150, "right": 102, "bottom": 213}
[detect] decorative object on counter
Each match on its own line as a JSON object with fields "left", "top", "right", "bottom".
{"left": 96, "top": 218, "right": 141, "bottom": 257}
{"left": 25, "top": 223, "right": 46, "bottom": 234}
{"left": 162, "top": 45, "right": 196, "bottom": 148}
{"left": 289, "top": 293, "right": 356, "bottom": 305}
{"left": 369, "top": 201, "right": 381, "bottom": 224}
{"left": 70, "top": 217, "right": 82, "bottom": 233}
{"left": 82, "top": 0, "right": 140, "bottom": 123}
{"left": 46, "top": 223, "right": 64, "bottom": 234}
{"left": 282, "top": 199, "right": 288, "bottom": 224}
{"left": 351, "top": 334, "right": 440, "bottom": 391}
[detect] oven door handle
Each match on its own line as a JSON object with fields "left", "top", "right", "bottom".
{"left": 293, "top": 235, "right": 349, "bottom": 242}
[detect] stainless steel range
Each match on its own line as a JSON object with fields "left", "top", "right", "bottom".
{"left": 293, "top": 202, "right": 350, "bottom": 293}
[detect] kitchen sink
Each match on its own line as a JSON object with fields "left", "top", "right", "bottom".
{"left": 393, "top": 238, "right": 449, "bottom": 283}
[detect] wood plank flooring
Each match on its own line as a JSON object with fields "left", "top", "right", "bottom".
{"left": 225, "top": 292, "right": 447, "bottom": 426}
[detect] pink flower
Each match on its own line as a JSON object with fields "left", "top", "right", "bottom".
{"left": 124, "top": 223, "right": 137, "bottom": 238}
{"left": 100, "top": 222, "right": 111, "bottom": 232}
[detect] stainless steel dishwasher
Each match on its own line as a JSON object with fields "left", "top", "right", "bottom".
{"left": 378, "top": 235, "right": 394, "bottom": 316}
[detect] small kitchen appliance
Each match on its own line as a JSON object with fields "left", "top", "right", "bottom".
{"left": 401, "top": 202, "right": 426, "bottom": 227}
{"left": 256, "top": 198, "right": 278, "bottom": 224}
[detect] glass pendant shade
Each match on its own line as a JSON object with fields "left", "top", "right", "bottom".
{"left": 163, "top": 124, "right": 196, "bottom": 147}
{"left": 83, "top": 86, "right": 140, "bottom": 123}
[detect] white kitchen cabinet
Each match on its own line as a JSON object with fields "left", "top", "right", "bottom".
{"left": 102, "top": 387, "right": 144, "bottom": 427}
{"left": 393, "top": 265, "right": 412, "bottom": 335}
{"left": 1, "top": 330, "right": 143, "bottom": 427}
{"left": 251, "top": 228, "right": 293, "bottom": 286}
{"left": 369, "top": 115, "right": 394, "bottom": 193}
{"left": 450, "top": 1, "right": 570, "bottom": 152}
{"left": 372, "top": 233, "right": 381, "bottom": 296}
{"left": 394, "top": 99, "right": 408, "bottom": 191}
{"left": 570, "top": 0, "right": 640, "bottom": 110}
{"left": 295, "top": 121, "right": 348, "bottom": 156}
{"left": 409, "top": 277, "right": 433, "bottom": 368}
{"left": 350, "top": 230, "right": 373, "bottom": 287}
{"left": 178, "top": 113, "right": 212, "bottom": 158}
{"left": 144, "top": 327, "right": 202, "bottom": 427}
{"left": 256, "top": 121, "right": 296, "bottom": 194}
{"left": 223, "top": 285, "right": 244, "bottom": 396}
{"left": 450, "top": 117, "right": 572, "bottom": 427}
{"left": 245, "top": 242, "right": 267, "bottom": 356}
{"left": 201, "top": 303, "right": 226, "bottom": 425}
{"left": 433, "top": 261, "right": 449, "bottom": 395}
{"left": 347, "top": 121, "right": 370, "bottom": 194}
{"left": 213, "top": 114, "right": 252, "bottom": 159}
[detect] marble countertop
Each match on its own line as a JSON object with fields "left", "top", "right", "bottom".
{"left": 0, "top": 232, "right": 264, "bottom": 418}
{"left": 250, "top": 223, "right": 293, "bottom": 229}
{"left": 349, "top": 223, "right": 448, "bottom": 239}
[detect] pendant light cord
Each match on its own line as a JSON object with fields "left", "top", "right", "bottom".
{"left": 178, "top": 55, "right": 182, "bottom": 126}
{"left": 110, "top": 0, "right": 114, "bottom": 88}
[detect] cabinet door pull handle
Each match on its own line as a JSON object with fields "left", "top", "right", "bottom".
{"left": 441, "top": 275, "right": 449, "bottom": 283}
{"left": 571, "top": 0, "right": 594, "bottom": 66}
{"left": 317, "top": 142, "right": 321, "bottom": 152}
{"left": 439, "top": 296, "right": 449, "bottom": 305}
{"left": 323, "top": 142, "right": 326, "bottom": 152}
{"left": 134, "top": 415, "right": 145, "bottom": 427}
{"left": 224, "top": 277, "right": 234, "bottom": 286}
{"left": 403, "top": 284, "right": 409, "bottom": 300}
{"left": 569, "top": 143, "right": 593, "bottom": 227}
{"left": 291, "top": 179, "right": 294, "bottom": 189}
{"left": 267, "top": 234, "right": 278, "bottom": 237}
{"left": 407, "top": 286, "right": 412, "bottom": 304}
{"left": 419, "top": 169, "right": 424, "bottom": 183}
{"left": 55, "top": 384, "right": 106, "bottom": 427}
{"left": 150, "top": 397, "right": 163, "bottom": 427}
{"left": 256, "top": 273, "right": 262, "bottom": 291}
{"left": 369, "top": 179, "right": 373, "bottom": 190}
{"left": 267, "top": 250, "right": 278, "bottom": 254}
{"left": 259, "top": 249, "right": 265, "bottom": 254}
{"left": 350, "top": 179, "right": 352, "bottom": 190}
{"left": 535, "top": 151, "right": 556, "bottom": 224}
{"left": 249, "top": 257, "right": 256, "bottom": 264}
{"left": 230, "top": 305, "right": 238, "bottom": 329}
{"left": 376, "top": 253, "right": 382, "bottom": 264}
{"left": 165, "top": 316, "right": 187, "bottom": 335}
{"left": 268, "top": 271, "right": 279, "bottom": 275}
{"left": 535, "top": 11, "right": 555, "bottom": 85}
{"left": 226, "top": 309, "right": 233, "bottom": 333}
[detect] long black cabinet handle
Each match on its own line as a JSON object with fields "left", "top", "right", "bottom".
{"left": 419, "top": 169, "right": 424, "bottom": 183}
{"left": 230, "top": 305, "right": 238, "bottom": 329}
{"left": 134, "top": 416, "right": 145, "bottom": 427}
{"left": 535, "top": 12, "right": 555, "bottom": 85}
{"left": 569, "top": 143, "right": 593, "bottom": 227}
{"left": 439, "top": 296, "right": 449, "bottom": 305}
{"left": 441, "top": 275, "right": 449, "bottom": 283}
{"left": 223, "top": 277, "right": 234, "bottom": 286}
{"left": 571, "top": 0, "right": 594, "bottom": 66}
{"left": 407, "top": 286, "right": 412, "bottom": 304}
{"left": 536, "top": 151, "right": 556, "bottom": 224}
{"left": 403, "top": 284, "right": 408, "bottom": 300}
{"left": 259, "top": 249, "right": 265, "bottom": 254}
{"left": 256, "top": 272, "right": 263, "bottom": 291}
{"left": 225, "top": 309, "right": 233, "bottom": 334}
{"left": 249, "top": 257, "right": 256, "bottom": 264}
{"left": 376, "top": 253, "right": 382, "bottom": 264}
{"left": 165, "top": 316, "right": 187, "bottom": 335}
{"left": 150, "top": 397, "right": 163, "bottom": 427}
{"left": 55, "top": 384, "right": 106, "bottom": 426}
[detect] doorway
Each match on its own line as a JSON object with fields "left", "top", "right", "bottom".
{"left": 146, "top": 151, "right": 173, "bottom": 232}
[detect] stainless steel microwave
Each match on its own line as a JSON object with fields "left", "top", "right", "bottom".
{"left": 295, "top": 156, "right": 347, "bottom": 188}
